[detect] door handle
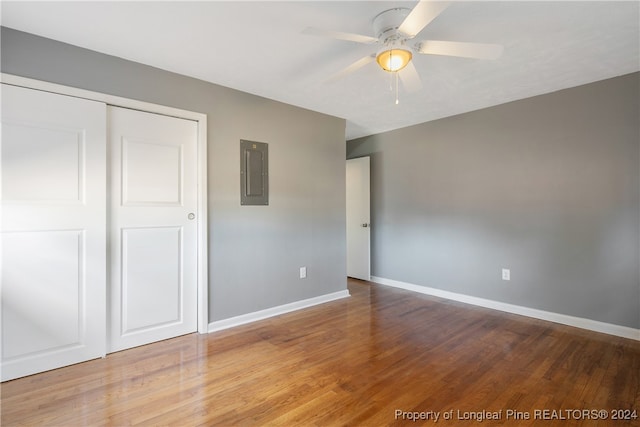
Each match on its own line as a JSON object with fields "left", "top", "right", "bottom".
{"left": 188, "top": 213, "right": 196, "bottom": 220}
{"left": 361, "top": 223, "right": 370, "bottom": 228}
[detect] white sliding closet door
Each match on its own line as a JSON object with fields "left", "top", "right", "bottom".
{"left": 1, "top": 84, "right": 107, "bottom": 381}
{"left": 108, "top": 106, "right": 198, "bottom": 352}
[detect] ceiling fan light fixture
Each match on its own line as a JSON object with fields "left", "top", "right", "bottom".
{"left": 376, "top": 47, "right": 412, "bottom": 72}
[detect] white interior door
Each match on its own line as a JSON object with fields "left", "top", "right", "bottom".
{"left": 1, "top": 84, "right": 107, "bottom": 381}
{"left": 346, "top": 157, "right": 371, "bottom": 280}
{"left": 108, "top": 106, "right": 198, "bottom": 353}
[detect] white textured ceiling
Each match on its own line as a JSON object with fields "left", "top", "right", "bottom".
{"left": 2, "top": 1, "right": 639, "bottom": 140}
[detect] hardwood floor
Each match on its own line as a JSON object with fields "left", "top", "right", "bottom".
{"left": 2, "top": 279, "right": 638, "bottom": 426}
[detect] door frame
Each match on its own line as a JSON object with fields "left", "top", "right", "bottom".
{"left": 1, "top": 73, "right": 209, "bottom": 334}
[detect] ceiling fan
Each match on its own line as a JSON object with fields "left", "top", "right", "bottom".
{"left": 303, "top": 0, "right": 503, "bottom": 98}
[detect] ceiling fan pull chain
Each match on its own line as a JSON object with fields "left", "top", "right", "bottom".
{"left": 395, "top": 71, "right": 400, "bottom": 105}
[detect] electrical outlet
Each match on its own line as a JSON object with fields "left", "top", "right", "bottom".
{"left": 502, "top": 268, "right": 511, "bottom": 281}
{"left": 299, "top": 267, "right": 307, "bottom": 279}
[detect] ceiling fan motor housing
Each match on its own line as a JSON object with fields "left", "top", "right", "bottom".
{"left": 372, "top": 8, "right": 411, "bottom": 43}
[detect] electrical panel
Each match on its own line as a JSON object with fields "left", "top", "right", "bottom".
{"left": 240, "top": 140, "right": 268, "bottom": 205}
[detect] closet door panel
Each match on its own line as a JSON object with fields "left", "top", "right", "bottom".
{"left": 1, "top": 84, "right": 106, "bottom": 381}
{"left": 108, "top": 106, "right": 197, "bottom": 353}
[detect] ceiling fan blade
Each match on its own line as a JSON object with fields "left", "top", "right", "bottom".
{"left": 416, "top": 40, "right": 504, "bottom": 59}
{"left": 326, "top": 55, "right": 376, "bottom": 83}
{"left": 399, "top": 61, "right": 422, "bottom": 93}
{"left": 302, "top": 27, "right": 378, "bottom": 44}
{"left": 398, "top": 0, "right": 451, "bottom": 38}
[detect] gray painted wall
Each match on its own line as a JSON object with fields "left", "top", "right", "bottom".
{"left": 1, "top": 27, "right": 347, "bottom": 322}
{"left": 348, "top": 73, "right": 639, "bottom": 329}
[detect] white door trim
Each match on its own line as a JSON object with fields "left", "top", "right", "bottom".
{"left": 1, "top": 73, "right": 209, "bottom": 334}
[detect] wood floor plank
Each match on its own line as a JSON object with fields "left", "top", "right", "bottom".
{"left": 1, "top": 279, "right": 638, "bottom": 426}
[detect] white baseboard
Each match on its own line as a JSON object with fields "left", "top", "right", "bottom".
{"left": 371, "top": 276, "right": 640, "bottom": 341}
{"left": 208, "top": 290, "right": 350, "bottom": 333}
